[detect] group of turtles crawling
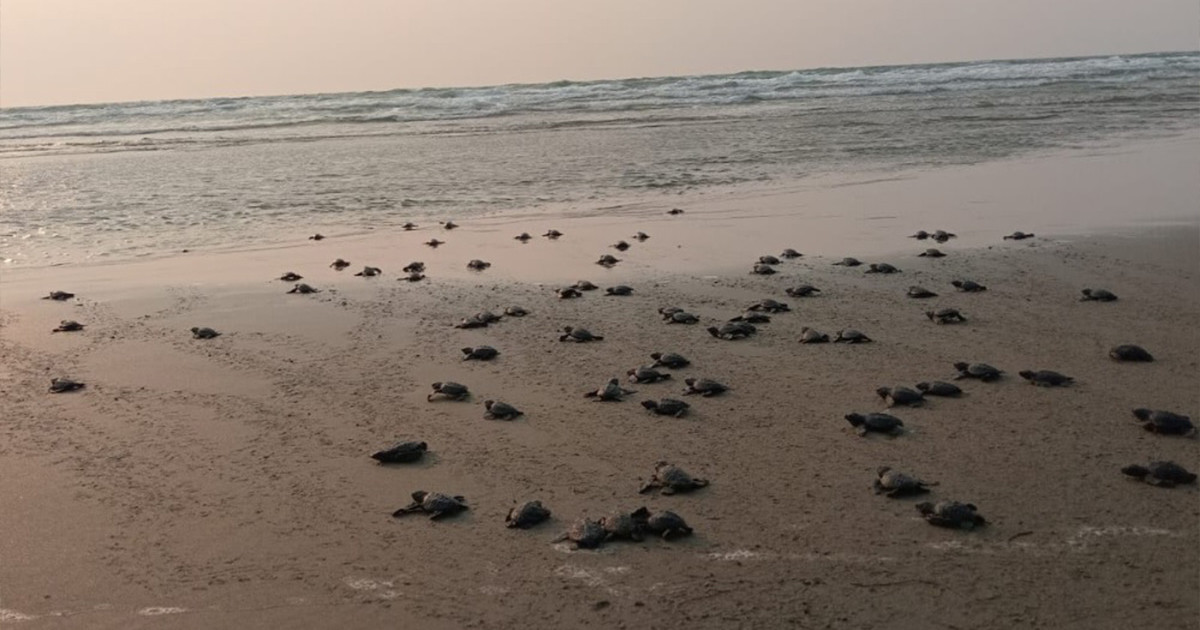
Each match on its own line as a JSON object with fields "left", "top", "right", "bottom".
{"left": 36, "top": 220, "right": 1195, "bottom": 545}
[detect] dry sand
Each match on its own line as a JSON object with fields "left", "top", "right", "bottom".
{"left": 1, "top": 138, "right": 1198, "bottom": 629}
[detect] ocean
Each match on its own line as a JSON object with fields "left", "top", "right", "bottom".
{"left": 1, "top": 51, "right": 1197, "bottom": 267}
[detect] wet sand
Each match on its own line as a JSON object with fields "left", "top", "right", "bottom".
{"left": 1, "top": 138, "right": 1198, "bottom": 629}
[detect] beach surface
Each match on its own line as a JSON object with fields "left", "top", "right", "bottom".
{"left": 1, "top": 137, "right": 1198, "bottom": 629}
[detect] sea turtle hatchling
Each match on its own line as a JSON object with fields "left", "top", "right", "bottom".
{"left": 557, "top": 287, "right": 583, "bottom": 299}
{"left": 751, "top": 263, "right": 777, "bottom": 275}
{"left": 833, "top": 329, "right": 872, "bottom": 343}
{"left": 428, "top": 382, "right": 470, "bottom": 401}
{"left": 287, "top": 283, "right": 319, "bottom": 294}
{"left": 631, "top": 508, "right": 694, "bottom": 539}
{"left": 729, "top": 311, "right": 770, "bottom": 324}
{"left": 951, "top": 280, "right": 987, "bottom": 292}
{"left": 632, "top": 231, "right": 650, "bottom": 241}
{"left": 926, "top": 308, "right": 967, "bottom": 324}
{"left": 650, "top": 352, "right": 690, "bottom": 369}
{"left": 442, "top": 220, "right": 459, "bottom": 230}
{"left": 953, "top": 362, "right": 1002, "bottom": 381}
{"left": 330, "top": 258, "right": 351, "bottom": 270}
{"left": 600, "top": 511, "right": 645, "bottom": 542}
{"left": 573, "top": 280, "right": 599, "bottom": 291}
{"left": 466, "top": 259, "right": 491, "bottom": 271}
{"left": 504, "top": 306, "right": 529, "bottom": 317}
{"left": 915, "top": 381, "right": 963, "bottom": 397}
{"left": 780, "top": 248, "right": 802, "bottom": 259}
{"left": 916, "top": 501, "right": 986, "bottom": 530}
{"left": 1018, "top": 370, "right": 1074, "bottom": 387}
{"left": 833, "top": 257, "right": 863, "bottom": 267}
{"left": 707, "top": 321, "right": 756, "bottom": 339}
{"left": 279, "top": 271, "right": 303, "bottom": 282}
{"left": 1003, "top": 231, "right": 1035, "bottom": 240}
{"left": 43, "top": 291, "right": 76, "bottom": 301}
{"left": 628, "top": 366, "right": 672, "bottom": 384}
{"left": 52, "top": 320, "right": 84, "bottom": 333}
{"left": 454, "top": 316, "right": 489, "bottom": 329}
{"left": 877, "top": 386, "right": 925, "bottom": 407}
{"left": 667, "top": 208, "right": 685, "bottom": 215}
{"left": 873, "top": 467, "right": 936, "bottom": 497}
{"left": 542, "top": 229, "right": 563, "bottom": 239}
{"left": 605, "top": 285, "right": 634, "bottom": 296}
{"left": 664, "top": 311, "right": 700, "bottom": 324}
{"left": 424, "top": 239, "right": 444, "bottom": 248}
{"left": 392, "top": 491, "right": 468, "bottom": 519}
{"left": 191, "top": 326, "right": 221, "bottom": 339}
{"left": 515, "top": 232, "right": 532, "bottom": 242}
{"left": 584, "top": 378, "right": 636, "bottom": 402}
{"left": 1121, "top": 461, "right": 1197, "bottom": 488}
{"left": 918, "top": 249, "right": 946, "bottom": 258}
{"left": 683, "top": 377, "right": 728, "bottom": 397}
{"left": 461, "top": 346, "right": 499, "bottom": 361}
{"left": 907, "top": 286, "right": 938, "bottom": 299}
{"left": 910, "top": 230, "right": 931, "bottom": 240}
{"left": 865, "top": 263, "right": 901, "bottom": 274}
{"left": 596, "top": 254, "right": 620, "bottom": 267}
{"left": 552, "top": 518, "right": 606, "bottom": 549}
{"left": 49, "top": 377, "right": 85, "bottom": 393}
{"left": 931, "top": 230, "right": 956, "bottom": 243}
{"left": 354, "top": 266, "right": 382, "bottom": 277}
{"left": 560, "top": 326, "right": 604, "bottom": 342}
{"left": 401, "top": 272, "right": 426, "bottom": 282}
{"left": 845, "top": 412, "right": 904, "bottom": 436}
{"left": 612, "top": 240, "right": 631, "bottom": 251}
{"left": 308, "top": 233, "right": 325, "bottom": 241}
{"left": 786, "top": 285, "right": 821, "bottom": 297}
{"left": 1109, "top": 345, "right": 1153, "bottom": 362}
{"left": 371, "top": 441, "right": 428, "bottom": 464}
{"left": 403, "top": 261, "right": 426, "bottom": 273}
{"left": 799, "top": 327, "right": 830, "bottom": 343}
{"left": 758, "top": 255, "right": 781, "bottom": 266}
{"left": 402, "top": 222, "right": 419, "bottom": 230}
{"left": 747, "top": 299, "right": 789, "bottom": 313}
{"left": 506, "top": 501, "right": 551, "bottom": 528}
{"left": 641, "top": 398, "right": 691, "bottom": 417}
{"left": 1080, "top": 288, "right": 1118, "bottom": 302}
{"left": 639, "top": 461, "right": 710, "bottom": 495}
{"left": 483, "top": 400, "right": 523, "bottom": 420}
{"left": 1131, "top": 409, "right": 1195, "bottom": 436}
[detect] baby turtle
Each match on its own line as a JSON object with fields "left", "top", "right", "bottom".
{"left": 424, "top": 238, "right": 444, "bottom": 248}
{"left": 191, "top": 326, "right": 221, "bottom": 339}
{"left": 877, "top": 386, "right": 925, "bottom": 407}
{"left": 1018, "top": 370, "right": 1074, "bottom": 387}
{"left": 392, "top": 491, "right": 468, "bottom": 519}
{"left": 402, "top": 261, "right": 426, "bottom": 273}
{"left": 633, "top": 231, "right": 650, "bottom": 241}
{"left": 279, "top": 271, "right": 303, "bottom": 282}
{"left": 573, "top": 280, "right": 599, "bottom": 291}
{"left": 506, "top": 500, "right": 551, "bottom": 528}
{"left": 628, "top": 366, "right": 672, "bottom": 384}
{"left": 612, "top": 240, "right": 631, "bottom": 251}
{"left": 845, "top": 412, "right": 904, "bottom": 436}
{"left": 641, "top": 398, "right": 691, "bottom": 417}
{"left": 833, "top": 257, "right": 863, "bottom": 267}
{"left": 605, "top": 285, "right": 633, "bottom": 296}
{"left": 639, "top": 461, "right": 709, "bottom": 495}
{"left": 514, "top": 232, "right": 532, "bottom": 242}
{"left": 483, "top": 400, "right": 523, "bottom": 420}
{"left": 52, "top": 320, "right": 85, "bottom": 333}
{"left": 552, "top": 518, "right": 606, "bottom": 549}
{"left": 683, "top": 377, "right": 729, "bottom": 397}
{"left": 1003, "top": 231, "right": 1035, "bottom": 240}
{"left": 308, "top": 233, "right": 325, "bottom": 241}
{"left": 931, "top": 230, "right": 956, "bottom": 243}
{"left": 873, "top": 467, "right": 935, "bottom": 497}
{"left": 49, "top": 377, "right": 85, "bottom": 393}
{"left": 667, "top": 208, "right": 685, "bottom": 215}
{"left": 43, "top": 291, "right": 76, "bottom": 301}
{"left": 751, "top": 263, "right": 777, "bottom": 275}
{"left": 330, "top": 258, "right": 350, "bottom": 270}
{"left": 1109, "top": 344, "right": 1153, "bottom": 362}
{"left": 560, "top": 326, "right": 603, "bottom": 342}
{"left": 288, "top": 283, "right": 319, "bottom": 294}
{"left": 758, "top": 255, "right": 781, "bottom": 266}
{"left": 474, "top": 310, "right": 502, "bottom": 324}
{"left": 542, "top": 229, "right": 563, "bottom": 239}
{"left": 952, "top": 280, "right": 987, "bottom": 292}
{"left": 729, "top": 311, "right": 770, "bottom": 324}
{"left": 1132, "top": 408, "right": 1195, "bottom": 436}
{"left": 557, "top": 287, "right": 583, "bottom": 299}
{"left": 649, "top": 352, "right": 690, "bottom": 369}
{"left": 833, "top": 329, "right": 872, "bottom": 343}
{"left": 1121, "top": 462, "right": 1197, "bottom": 488}
{"left": 918, "top": 249, "right": 946, "bottom": 258}
{"left": 371, "top": 441, "right": 428, "bottom": 464}
{"left": 504, "top": 306, "right": 529, "bottom": 317}
{"left": 428, "top": 381, "right": 470, "bottom": 401}
{"left": 707, "top": 321, "right": 756, "bottom": 340}
{"left": 658, "top": 306, "right": 683, "bottom": 317}
{"left": 401, "top": 272, "right": 426, "bottom": 282}
{"left": 915, "top": 381, "right": 963, "bottom": 397}
{"left": 747, "top": 298, "right": 789, "bottom": 313}
{"left": 786, "top": 285, "right": 821, "bottom": 297}
{"left": 907, "top": 286, "right": 938, "bottom": 299}
{"left": 910, "top": 230, "right": 930, "bottom": 240}
{"left": 584, "top": 378, "right": 636, "bottom": 402}
{"left": 953, "top": 362, "right": 1002, "bottom": 381}
{"left": 402, "top": 222, "right": 418, "bottom": 230}
{"left": 798, "top": 327, "right": 830, "bottom": 343}
{"left": 631, "top": 508, "right": 694, "bottom": 539}
{"left": 1080, "top": 288, "right": 1118, "bottom": 302}
{"left": 780, "top": 248, "right": 802, "bottom": 259}
{"left": 454, "top": 316, "right": 489, "bottom": 329}
{"left": 442, "top": 220, "right": 459, "bottom": 230}
{"left": 461, "top": 346, "right": 499, "bottom": 361}
{"left": 596, "top": 254, "right": 620, "bottom": 267}
{"left": 665, "top": 311, "right": 700, "bottom": 325}
{"left": 926, "top": 308, "right": 967, "bottom": 324}
{"left": 600, "top": 511, "right": 645, "bottom": 542}
{"left": 917, "top": 501, "right": 986, "bottom": 529}
{"left": 865, "top": 263, "right": 901, "bottom": 274}
{"left": 354, "top": 266, "right": 382, "bottom": 277}
{"left": 466, "top": 259, "right": 491, "bottom": 271}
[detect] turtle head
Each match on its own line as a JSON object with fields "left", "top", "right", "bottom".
{"left": 845, "top": 413, "right": 865, "bottom": 427}
{"left": 431, "top": 382, "right": 443, "bottom": 390}
{"left": 190, "top": 327, "right": 200, "bottom": 333}
{"left": 684, "top": 377, "right": 696, "bottom": 386}
{"left": 606, "top": 378, "right": 619, "bottom": 386}
{"left": 915, "top": 502, "right": 934, "bottom": 515}
{"left": 915, "top": 382, "right": 930, "bottom": 391}
{"left": 1121, "top": 465, "right": 1149, "bottom": 478}
{"left": 952, "top": 362, "right": 969, "bottom": 372}
{"left": 461, "top": 347, "right": 474, "bottom": 355}
{"left": 484, "top": 400, "right": 495, "bottom": 409}
{"left": 876, "top": 466, "right": 892, "bottom": 476}
{"left": 640, "top": 400, "right": 657, "bottom": 410}
{"left": 706, "top": 326, "right": 720, "bottom": 337}
{"left": 562, "top": 326, "right": 574, "bottom": 333}
{"left": 411, "top": 490, "right": 429, "bottom": 502}
{"left": 875, "top": 387, "right": 891, "bottom": 399}
{"left": 416, "top": 442, "right": 428, "bottom": 451}
{"left": 1131, "top": 408, "right": 1152, "bottom": 421}
{"left": 631, "top": 507, "right": 651, "bottom": 522}
{"left": 649, "top": 352, "right": 662, "bottom": 360}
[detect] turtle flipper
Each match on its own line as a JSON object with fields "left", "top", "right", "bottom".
{"left": 872, "top": 480, "right": 885, "bottom": 495}
{"left": 692, "top": 479, "right": 710, "bottom": 490}
{"left": 661, "top": 486, "right": 677, "bottom": 496}
{"left": 637, "top": 481, "right": 657, "bottom": 494}
{"left": 391, "top": 502, "right": 421, "bottom": 517}
{"left": 551, "top": 532, "right": 569, "bottom": 543}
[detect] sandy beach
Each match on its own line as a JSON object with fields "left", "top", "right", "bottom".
{"left": 1, "top": 136, "right": 1198, "bottom": 629}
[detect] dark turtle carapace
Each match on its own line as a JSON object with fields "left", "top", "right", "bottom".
{"left": 371, "top": 441, "right": 428, "bottom": 464}
{"left": 392, "top": 491, "right": 468, "bottom": 519}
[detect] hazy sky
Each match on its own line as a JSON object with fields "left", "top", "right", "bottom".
{"left": 2, "top": 0, "right": 1196, "bottom": 107}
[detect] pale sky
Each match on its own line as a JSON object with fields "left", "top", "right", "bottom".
{"left": 1, "top": 0, "right": 1196, "bottom": 107}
